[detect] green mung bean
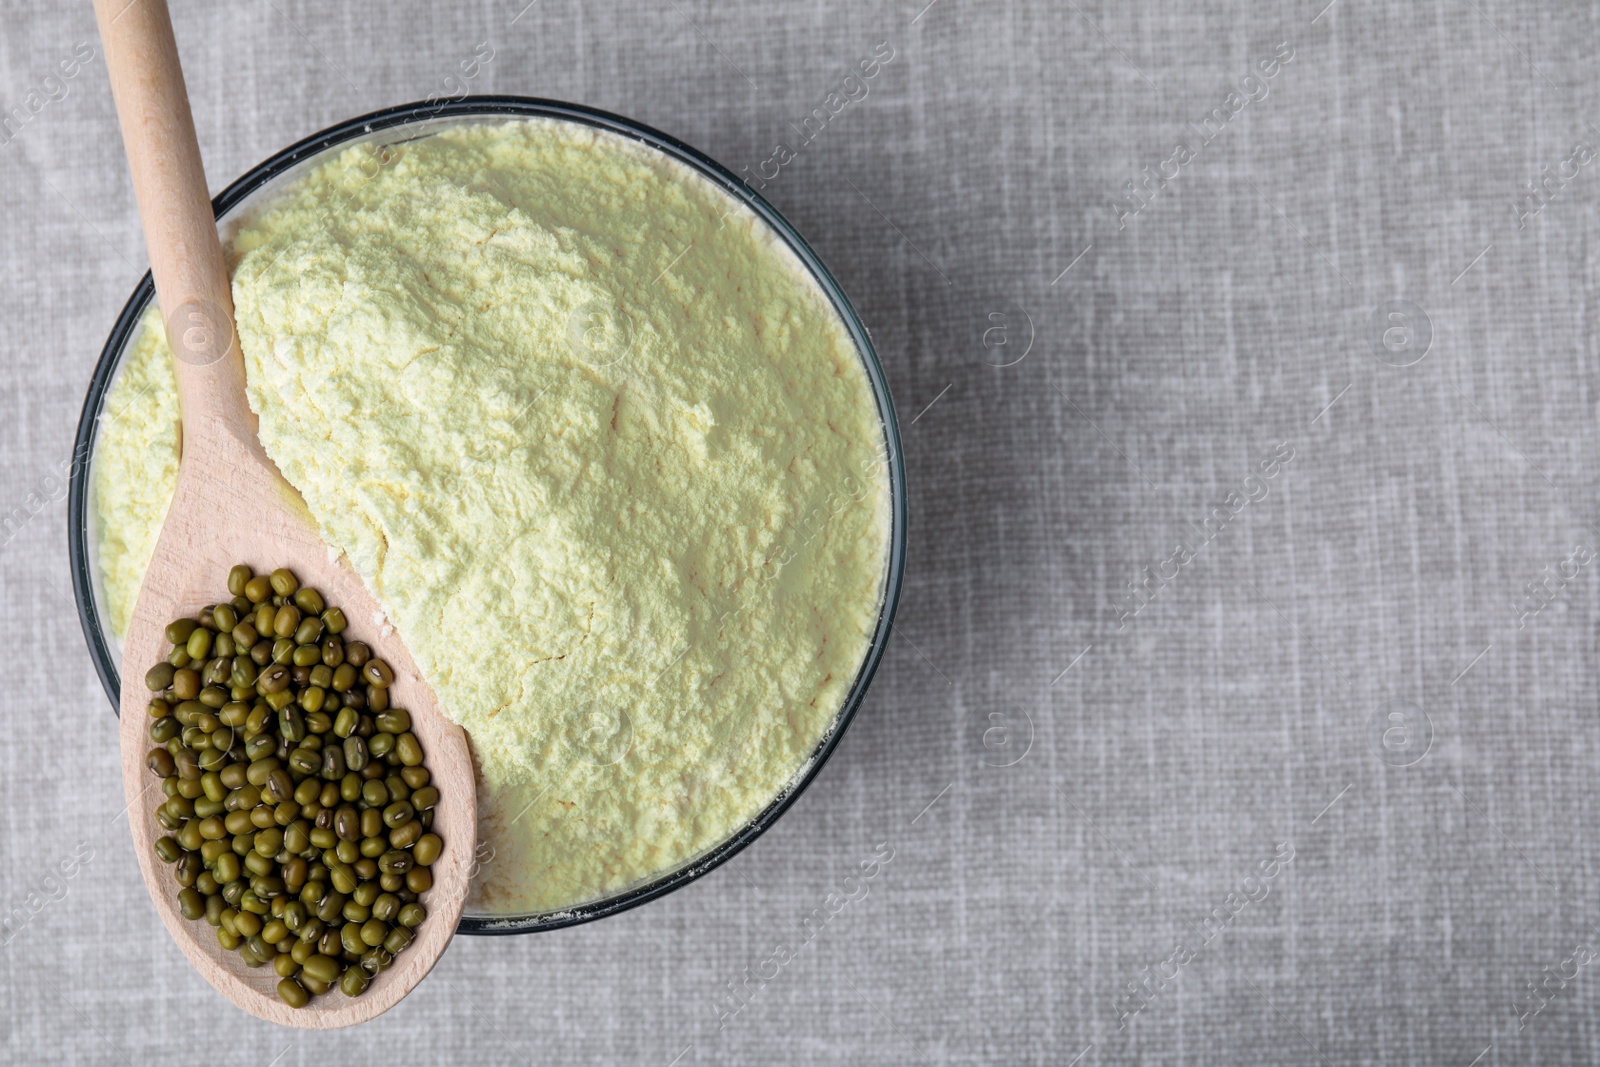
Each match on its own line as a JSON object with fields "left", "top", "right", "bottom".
{"left": 141, "top": 564, "right": 440, "bottom": 1007}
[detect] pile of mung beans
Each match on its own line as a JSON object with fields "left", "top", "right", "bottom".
{"left": 143, "top": 564, "right": 441, "bottom": 1008}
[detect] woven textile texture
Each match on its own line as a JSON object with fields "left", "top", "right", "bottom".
{"left": 3, "top": 1, "right": 1599, "bottom": 1063}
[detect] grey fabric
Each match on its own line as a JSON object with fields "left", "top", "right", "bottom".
{"left": 2, "top": 0, "right": 1597, "bottom": 1062}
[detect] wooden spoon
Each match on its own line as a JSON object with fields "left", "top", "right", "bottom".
{"left": 94, "top": 0, "right": 476, "bottom": 1028}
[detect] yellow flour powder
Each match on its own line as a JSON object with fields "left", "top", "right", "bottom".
{"left": 93, "top": 118, "right": 891, "bottom": 914}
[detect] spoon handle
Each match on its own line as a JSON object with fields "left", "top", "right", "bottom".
{"left": 93, "top": 0, "right": 254, "bottom": 444}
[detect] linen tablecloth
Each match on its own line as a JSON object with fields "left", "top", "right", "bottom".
{"left": 3, "top": 1, "right": 1598, "bottom": 1062}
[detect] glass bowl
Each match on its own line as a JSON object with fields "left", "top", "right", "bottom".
{"left": 67, "top": 97, "right": 907, "bottom": 935}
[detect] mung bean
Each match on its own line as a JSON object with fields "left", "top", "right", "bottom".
{"left": 141, "top": 565, "right": 440, "bottom": 1007}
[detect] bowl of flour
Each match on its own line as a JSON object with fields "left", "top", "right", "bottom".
{"left": 69, "top": 98, "right": 906, "bottom": 933}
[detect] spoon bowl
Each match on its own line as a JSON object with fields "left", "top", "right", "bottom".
{"left": 119, "top": 435, "right": 477, "bottom": 1027}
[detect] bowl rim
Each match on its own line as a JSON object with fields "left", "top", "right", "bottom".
{"left": 68, "top": 95, "right": 907, "bottom": 936}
